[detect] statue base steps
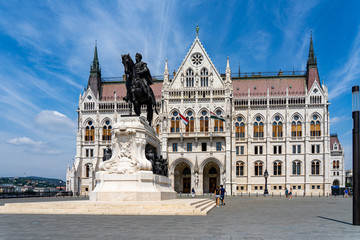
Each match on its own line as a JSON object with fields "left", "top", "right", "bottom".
{"left": 89, "top": 171, "right": 176, "bottom": 201}
{"left": 0, "top": 199, "right": 215, "bottom": 215}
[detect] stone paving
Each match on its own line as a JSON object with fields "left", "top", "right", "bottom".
{"left": 0, "top": 196, "right": 359, "bottom": 240}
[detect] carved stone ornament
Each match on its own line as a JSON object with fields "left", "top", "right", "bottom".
{"left": 99, "top": 117, "right": 154, "bottom": 174}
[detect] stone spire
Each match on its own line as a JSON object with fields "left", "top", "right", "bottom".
{"left": 306, "top": 32, "right": 320, "bottom": 91}
{"left": 307, "top": 32, "right": 317, "bottom": 66}
{"left": 196, "top": 24, "right": 199, "bottom": 38}
{"left": 87, "top": 41, "right": 102, "bottom": 98}
{"left": 90, "top": 40, "right": 101, "bottom": 75}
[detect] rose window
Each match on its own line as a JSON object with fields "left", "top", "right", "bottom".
{"left": 191, "top": 53, "right": 203, "bottom": 66}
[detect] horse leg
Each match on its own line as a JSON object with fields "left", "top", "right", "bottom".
{"left": 147, "top": 103, "right": 153, "bottom": 126}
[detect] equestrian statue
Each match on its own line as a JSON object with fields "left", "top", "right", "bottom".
{"left": 121, "top": 53, "right": 158, "bottom": 126}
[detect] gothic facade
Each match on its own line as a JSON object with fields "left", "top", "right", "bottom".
{"left": 66, "top": 34, "right": 345, "bottom": 196}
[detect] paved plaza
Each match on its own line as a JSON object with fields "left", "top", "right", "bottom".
{"left": 0, "top": 196, "right": 359, "bottom": 240}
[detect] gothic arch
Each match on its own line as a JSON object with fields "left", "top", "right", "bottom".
{"left": 170, "top": 158, "right": 193, "bottom": 174}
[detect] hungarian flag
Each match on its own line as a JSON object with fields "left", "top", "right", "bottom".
{"left": 179, "top": 113, "right": 189, "bottom": 125}
{"left": 210, "top": 111, "right": 225, "bottom": 122}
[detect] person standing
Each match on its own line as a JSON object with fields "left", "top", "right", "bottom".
{"left": 220, "top": 185, "right": 226, "bottom": 205}
{"left": 344, "top": 188, "right": 349, "bottom": 198}
{"left": 289, "top": 188, "right": 293, "bottom": 200}
{"left": 285, "top": 188, "right": 289, "bottom": 200}
{"left": 214, "top": 186, "right": 221, "bottom": 207}
{"left": 191, "top": 187, "right": 195, "bottom": 198}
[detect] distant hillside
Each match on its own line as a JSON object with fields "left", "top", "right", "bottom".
{"left": 0, "top": 176, "right": 65, "bottom": 187}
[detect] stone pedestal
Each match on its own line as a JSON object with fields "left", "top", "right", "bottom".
{"left": 90, "top": 116, "right": 176, "bottom": 201}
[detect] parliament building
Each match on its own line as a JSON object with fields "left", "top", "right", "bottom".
{"left": 66, "top": 33, "right": 345, "bottom": 196}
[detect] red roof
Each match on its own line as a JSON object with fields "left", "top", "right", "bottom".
{"left": 330, "top": 135, "right": 342, "bottom": 150}
{"left": 101, "top": 82, "right": 163, "bottom": 101}
{"left": 232, "top": 77, "right": 306, "bottom": 97}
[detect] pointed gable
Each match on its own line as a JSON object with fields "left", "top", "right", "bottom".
{"left": 170, "top": 37, "right": 224, "bottom": 89}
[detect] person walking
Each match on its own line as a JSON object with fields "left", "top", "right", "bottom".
{"left": 191, "top": 187, "right": 195, "bottom": 198}
{"left": 344, "top": 188, "right": 349, "bottom": 198}
{"left": 289, "top": 188, "right": 293, "bottom": 200}
{"left": 220, "top": 185, "right": 226, "bottom": 205}
{"left": 214, "top": 186, "right": 221, "bottom": 207}
{"left": 285, "top": 188, "right": 289, "bottom": 200}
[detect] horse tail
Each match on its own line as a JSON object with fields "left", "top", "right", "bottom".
{"left": 153, "top": 101, "right": 158, "bottom": 115}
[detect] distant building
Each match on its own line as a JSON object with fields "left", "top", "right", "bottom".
{"left": 67, "top": 31, "right": 345, "bottom": 196}
{"left": 345, "top": 169, "right": 353, "bottom": 186}
{"left": 0, "top": 184, "right": 16, "bottom": 194}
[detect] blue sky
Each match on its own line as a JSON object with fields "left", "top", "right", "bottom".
{"left": 0, "top": 0, "right": 359, "bottom": 180}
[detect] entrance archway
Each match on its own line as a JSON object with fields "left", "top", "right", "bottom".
{"left": 203, "top": 162, "right": 220, "bottom": 193}
{"left": 174, "top": 162, "right": 191, "bottom": 193}
{"left": 333, "top": 179, "right": 340, "bottom": 186}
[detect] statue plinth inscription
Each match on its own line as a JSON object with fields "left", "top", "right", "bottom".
{"left": 90, "top": 116, "right": 176, "bottom": 202}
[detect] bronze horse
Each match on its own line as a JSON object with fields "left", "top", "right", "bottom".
{"left": 121, "top": 54, "right": 158, "bottom": 126}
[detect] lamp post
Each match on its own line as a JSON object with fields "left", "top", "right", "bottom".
{"left": 264, "top": 169, "right": 269, "bottom": 196}
{"left": 353, "top": 85, "right": 360, "bottom": 225}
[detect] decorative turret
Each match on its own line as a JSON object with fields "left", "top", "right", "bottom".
{"left": 225, "top": 57, "right": 231, "bottom": 85}
{"left": 87, "top": 41, "right": 102, "bottom": 98}
{"left": 306, "top": 33, "right": 321, "bottom": 91}
{"left": 163, "top": 59, "right": 169, "bottom": 86}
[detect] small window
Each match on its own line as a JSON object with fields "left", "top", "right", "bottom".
{"left": 240, "top": 146, "right": 244, "bottom": 155}
{"left": 298, "top": 185, "right": 301, "bottom": 190}
{"left": 240, "top": 186, "right": 244, "bottom": 190}
{"left": 90, "top": 149, "right": 93, "bottom": 157}
{"left": 187, "top": 143, "right": 192, "bottom": 152}
{"left": 85, "top": 187, "right": 88, "bottom": 192}
{"left": 216, "top": 142, "right": 222, "bottom": 151}
{"left": 255, "top": 186, "right": 258, "bottom": 190}
{"left": 202, "top": 143, "right": 207, "bottom": 151}
{"left": 236, "top": 146, "right": 239, "bottom": 155}
{"left": 274, "top": 186, "right": 277, "bottom": 190}
{"left": 279, "top": 186, "right": 282, "bottom": 190}
{"left": 317, "top": 185, "right": 320, "bottom": 189}
{"left": 312, "top": 185, "right": 315, "bottom": 189}
{"left": 172, "top": 143, "right": 178, "bottom": 152}
{"left": 236, "top": 186, "right": 239, "bottom": 190}
{"left": 260, "top": 186, "right": 263, "bottom": 190}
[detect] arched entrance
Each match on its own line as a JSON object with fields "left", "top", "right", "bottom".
{"left": 203, "top": 162, "right": 220, "bottom": 193}
{"left": 174, "top": 162, "right": 191, "bottom": 193}
{"left": 333, "top": 179, "right": 340, "bottom": 186}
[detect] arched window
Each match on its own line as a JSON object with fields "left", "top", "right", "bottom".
{"left": 186, "top": 69, "right": 194, "bottom": 87}
{"left": 200, "top": 110, "right": 209, "bottom": 132}
{"left": 182, "top": 167, "right": 191, "bottom": 175}
{"left": 85, "top": 121, "right": 95, "bottom": 141}
{"left": 272, "top": 115, "right": 283, "bottom": 138}
{"left": 253, "top": 116, "right": 264, "bottom": 138}
{"left": 291, "top": 115, "right": 302, "bottom": 137}
{"left": 292, "top": 161, "right": 301, "bottom": 175}
{"left": 310, "top": 115, "right": 321, "bottom": 136}
{"left": 170, "top": 111, "right": 180, "bottom": 132}
{"left": 85, "top": 164, "right": 91, "bottom": 178}
{"left": 209, "top": 167, "right": 217, "bottom": 174}
{"left": 337, "top": 161, "right": 340, "bottom": 169}
{"left": 235, "top": 116, "right": 245, "bottom": 139}
{"left": 213, "top": 110, "right": 224, "bottom": 132}
{"left": 333, "top": 180, "right": 340, "bottom": 186}
{"left": 200, "top": 68, "right": 209, "bottom": 87}
{"left": 311, "top": 161, "right": 320, "bottom": 175}
{"left": 102, "top": 120, "right": 112, "bottom": 141}
{"left": 254, "top": 161, "right": 263, "bottom": 176}
{"left": 236, "top": 162, "right": 244, "bottom": 176}
{"left": 185, "top": 111, "right": 195, "bottom": 132}
{"left": 333, "top": 160, "right": 336, "bottom": 169}
{"left": 273, "top": 161, "right": 282, "bottom": 175}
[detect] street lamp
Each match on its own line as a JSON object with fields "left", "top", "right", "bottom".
{"left": 353, "top": 85, "right": 360, "bottom": 225}
{"left": 264, "top": 169, "right": 269, "bottom": 196}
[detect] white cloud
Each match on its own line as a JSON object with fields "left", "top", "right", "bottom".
{"left": 330, "top": 115, "right": 350, "bottom": 125}
{"left": 7, "top": 137, "right": 43, "bottom": 146}
{"left": 35, "top": 110, "right": 76, "bottom": 131}
{"left": 329, "top": 28, "right": 360, "bottom": 99}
